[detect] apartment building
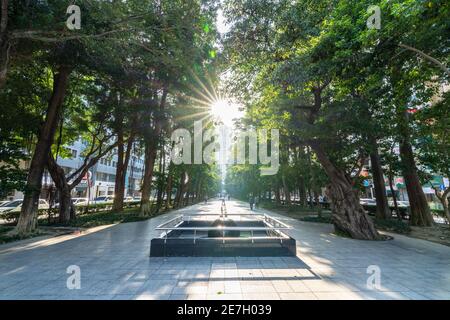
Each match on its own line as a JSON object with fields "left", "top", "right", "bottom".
{"left": 10, "top": 139, "right": 145, "bottom": 201}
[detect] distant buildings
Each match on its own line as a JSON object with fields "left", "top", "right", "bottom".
{"left": 9, "top": 139, "right": 145, "bottom": 201}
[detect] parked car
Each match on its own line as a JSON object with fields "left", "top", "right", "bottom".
{"left": 388, "top": 200, "right": 410, "bottom": 218}
{"left": 73, "top": 198, "right": 89, "bottom": 206}
{"left": 360, "top": 198, "right": 377, "bottom": 214}
{"left": 93, "top": 196, "right": 114, "bottom": 204}
{"left": 0, "top": 200, "right": 11, "bottom": 207}
{"left": 55, "top": 197, "right": 89, "bottom": 208}
{"left": 133, "top": 197, "right": 142, "bottom": 202}
{"left": 124, "top": 197, "right": 134, "bottom": 202}
{"left": 0, "top": 199, "right": 49, "bottom": 214}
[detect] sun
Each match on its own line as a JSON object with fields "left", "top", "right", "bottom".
{"left": 210, "top": 99, "right": 243, "bottom": 127}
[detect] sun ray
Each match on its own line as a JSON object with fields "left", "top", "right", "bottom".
{"left": 190, "top": 70, "right": 217, "bottom": 103}
{"left": 174, "top": 110, "right": 211, "bottom": 122}
{"left": 187, "top": 96, "right": 214, "bottom": 108}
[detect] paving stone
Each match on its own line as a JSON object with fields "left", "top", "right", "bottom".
{"left": 0, "top": 199, "right": 449, "bottom": 300}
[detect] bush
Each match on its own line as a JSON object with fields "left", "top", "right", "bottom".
{"left": 1, "top": 201, "right": 142, "bottom": 224}
{"left": 299, "top": 215, "right": 333, "bottom": 224}
{"left": 374, "top": 218, "right": 411, "bottom": 234}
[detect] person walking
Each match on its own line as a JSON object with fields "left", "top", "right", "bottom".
{"left": 249, "top": 196, "right": 254, "bottom": 210}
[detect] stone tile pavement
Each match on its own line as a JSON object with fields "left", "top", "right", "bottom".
{"left": 0, "top": 200, "right": 449, "bottom": 300}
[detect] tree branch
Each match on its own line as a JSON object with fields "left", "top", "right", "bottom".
{"left": 69, "top": 139, "right": 119, "bottom": 189}
{"left": 398, "top": 43, "right": 450, "bottom": 77}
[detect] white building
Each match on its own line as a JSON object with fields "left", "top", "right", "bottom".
{"left": 11, "top": 139, "right": 145, "bottom": 201}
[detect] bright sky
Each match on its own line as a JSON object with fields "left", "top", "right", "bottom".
{"left": 216, "top": 9, "right": 230, "bottom": 34}
{"left": 210, "top": 99, "right": 244, "bottom": 127}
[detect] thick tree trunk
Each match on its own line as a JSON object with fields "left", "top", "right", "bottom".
{"left": 399, "top": 139, "right": 434, "bottom": 226}
{"left": 13, "top": 66, "right": 71, "bottom": 234}
{"left": 310, "top": 141, "right": 381, "bottom": 240}
{"left": 46, "top": 153, "right": 75, "bottom": 224}
{"left": 370, "top": 141, "right": 391, "bottom": 220}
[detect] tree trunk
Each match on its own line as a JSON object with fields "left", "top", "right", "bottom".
{"left": 388, "top": 173, "right": 401, "bottom": 221}
{"left": 156, "top": 148, "right": 165, "bottom": 211}
{"left": 299, "top": 177, "right": 307, "bottom": 206}
{"left": 441, "top": 196, "right": 450, "bottom": 226}
{"left": 13, "top": 66, "right": 71, "bottom": 234}
{"left": 139, "top": 87, "right": 167, "bottom": 216}
{"left": 46, "top": 152, "right": 75, "bottom": 224}
{"left": 175, "top": 172, "right": 186, "bottom": 208}
{"left": 282, "top": 174, "right": 291, "bottom": 205}
{"left": 314, "top": 189, "right": 322, "bottom": 218}
{"left": 310, "top": 141, "right": 380, "bottom": 240}
{"left": 274, "top": 186, "right": 281, "bottom": 204}
{"left": 307, "top": 188, "right": 313, "bottom": 208}
{"left": 0, "top": 0, "right": 10, "bottom": 88}
{"left": 113, "top": 133, "right": 134, "bottom": 211}
{"left": 370, "top": 140, "right": 391, "bottom": 220}
{"left": 165, "top": 166, "right": 173, "bottom": 208}
{"left": 434, "top": 188, "right": 450, "bottom": 227}
{"left": 140, "top": 140, "right": 157, "bottom": 216}
{"left": 399, "top": 139, "right": 434, "bottom": 226}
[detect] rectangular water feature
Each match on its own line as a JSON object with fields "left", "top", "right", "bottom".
{"left": 150, "top": 213, "right": 296, "bottom": 257}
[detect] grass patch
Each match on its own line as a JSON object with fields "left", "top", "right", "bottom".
{"left": 374, "top": 218, "right": 412, "bottom": 234}
{"left": 39, "top": 208, "right": 159, "bottom": 229}
{"left": 299, "top": 215, "right": 333, "bottom": 224}
{"left": 0, "top": 203, "right": 187, "bottom": 245}
{"left": 260, "top": 201, "right": 330, "bottom": 217}
{"left": 0, "top": 225, "right": 47, "bottom": 245}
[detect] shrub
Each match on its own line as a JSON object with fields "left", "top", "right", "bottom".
{"left": 374, "top": 218, "right": 411, "bottom": 234}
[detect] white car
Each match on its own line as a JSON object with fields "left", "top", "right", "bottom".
{"left": 0, "top": 200, "right": 11, "bottom": 207}
{"left": 73, "top": 198, "right": 89, "bottom": 206}
{"left": 360, "top": 198, "right": 377, "bottom": 206}
{"left": 0, "top": 199, "right": 49, "bottom": 213}
{"left": 93, "top": 196, "right": 114, "bottom": 204}
{"left": 124, "top": 197, "right": 134, "bottom": 202}
{"left": 388, "top": 200, "right": 409, "bottom": 208}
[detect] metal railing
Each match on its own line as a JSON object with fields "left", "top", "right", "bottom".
{"left": 154, "top": 213, "right": 292, "bottom": 244}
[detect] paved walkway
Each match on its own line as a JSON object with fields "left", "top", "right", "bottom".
{"left": 0, "top": 200, "right": 449, "bottom": 300}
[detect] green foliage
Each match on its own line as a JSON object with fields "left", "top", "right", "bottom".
{"left": 374, "top": 218, "right": 412, "bottom": 234}
{"left": 300, "top": 216, "right": 333, "bottom": 224}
